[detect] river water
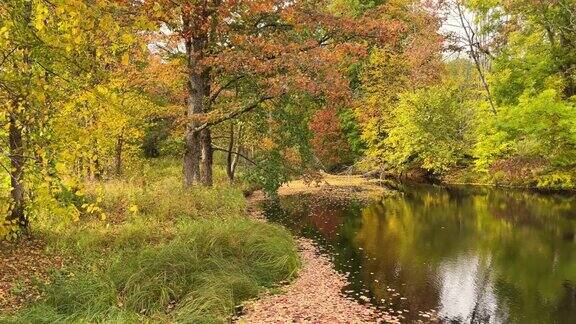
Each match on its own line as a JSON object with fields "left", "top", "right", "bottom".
{"left": 262, "top": 184, "right": 576, "bottom": 323}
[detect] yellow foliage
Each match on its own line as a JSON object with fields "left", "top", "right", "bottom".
{"left": 261, "top": 137, "right": 279, "bottom": 151}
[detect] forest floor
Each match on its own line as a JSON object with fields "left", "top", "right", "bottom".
{"left": 0, "top": 237, "right": 66, "bottom": 314}
{"left": 238, "top": 174, "right": 403, "bottom": 323}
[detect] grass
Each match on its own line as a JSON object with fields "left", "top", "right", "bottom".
{"left": 1, "top": 159, "right": 300, "bottom": 323}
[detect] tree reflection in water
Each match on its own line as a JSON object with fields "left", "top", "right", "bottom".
{"left": 263, "top": 184, "right": 576, "bottom": 323}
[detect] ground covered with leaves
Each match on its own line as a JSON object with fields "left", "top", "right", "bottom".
{"left": 0, "top": 237, "right": 66, "bottom": 314}
{"left": 238, "top": 238, "right": 406, "bottom": 323}
{"left": 277, "top": 173, "right": 395, "bottom": 202}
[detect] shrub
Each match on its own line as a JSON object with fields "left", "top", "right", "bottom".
{"left": 382, "top": 82, "right": 477, "bottom": 174}
{"left": 474, "top": 89, "right": 576, "bottom": 189}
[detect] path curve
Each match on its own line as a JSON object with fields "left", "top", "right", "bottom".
{"left": 237, "top": 238, "right": 402, "bottom": 323}
{"left": 239, "top": 178, "right": 402, "bottom": 323}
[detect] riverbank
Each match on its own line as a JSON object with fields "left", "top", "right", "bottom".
{"left": 277, "top": 173, "right": 395, "bottom": 201}
{"left": 363, "top": 165, "right": 576, "bottom": 195}
{"left": 239, "top": 174, "right": 404, "bottom": 323}
{"left": 237, "top": 238, "right": 402, "bottom": 323}
{"left": 0, "top": 164, "right": 300, "bottom": 323}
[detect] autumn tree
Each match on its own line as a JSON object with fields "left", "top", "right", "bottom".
{"left": 144, "top": 0, "right": 398, "bottom": 187}
{"left": 444, "top": 0, "right": 497, "bottom": 114}
{"left": 467, "top": 0, "right": 575, "bottom": 101}
{"left": 467, "top": 0, "right": 576, "bottom": 189}
{"left": 355, "top": 0, "right": 445, "bottom": 167}
{"left": 309, "top": 108, "right": 355, "bottom": 170}
{"left": 0, "top": 0, "right": 148, "bottom": 235}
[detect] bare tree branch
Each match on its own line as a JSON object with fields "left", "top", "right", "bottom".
{"left": 455, "top": 0, "right": 497, "bottom": 115}
{"left": 0, "top": 47, "right": 17, "bottom": 69}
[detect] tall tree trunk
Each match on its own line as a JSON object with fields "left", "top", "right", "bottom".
{"left": 230, "top": 146, "right": 241, "bottom": 181}
{"left": 182, "top": 5, "right": 223, "bottom": 187}
{"left": 559, "top": 35, "right": 576, "bottom": 98}
{"left": 87, "top": 146, "right": 102, "bottom": 181}
{"left": 7, "top": 112, "right": 27, "bottom": 230}
{"left": 6, "top": 1, "right": 32, "bottom": 231}
{"left": 115, "top": 135, "right": 123, "bottom": 176}
{"left": 93, "top": 153, "right": 102, "bottom": 181}
{"left": 226, "top": 124, "right": 243, "bottom": 182}
{"left": 183, "top": 70, "right": 207, "bottom": 186}
{"left": 183, "top": 128, "right": 201, "bottom": 187}
{"left": 182, "top": 20, "right": 207, "bottom": 187}
{"left": 201, "top": 128, "right": 213, "bottom": 186}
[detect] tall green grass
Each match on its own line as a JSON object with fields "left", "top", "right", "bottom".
{"left": 4, "top": 219, "right": 299, "bottom": 323}
{"left": 2, "top": 160, "right": 300, "bottom": 323}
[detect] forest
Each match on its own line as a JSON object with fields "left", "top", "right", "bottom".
{"left": 1, "top": 0, "right": 575, "bottom": 323}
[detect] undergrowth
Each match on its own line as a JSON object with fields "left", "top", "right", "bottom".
{"left": 1, "top": 160, "right": 300, "bottom": 323}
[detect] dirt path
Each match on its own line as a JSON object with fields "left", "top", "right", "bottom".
{"left": 238, "top": 174, "right": 402, "bottom": 323}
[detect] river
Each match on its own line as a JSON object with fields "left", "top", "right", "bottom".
{"left": 262, "top": 184, "right": 576, "bottom": 323}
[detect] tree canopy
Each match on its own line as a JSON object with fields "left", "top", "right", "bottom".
{"left": 1, "top": 0, "right": 575, "bottom": 237}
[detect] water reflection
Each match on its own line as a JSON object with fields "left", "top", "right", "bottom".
{"left": 263, "top": 184, "right": 576, "bottom": 323}
{"left": 437, "top": 254, "right": 500, "bottom": 323}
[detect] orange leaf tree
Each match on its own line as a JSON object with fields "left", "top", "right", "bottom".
{"left": 143, "top": 0, "right": 399, "bottom": 187}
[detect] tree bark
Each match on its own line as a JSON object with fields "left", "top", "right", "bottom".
{"left": 559, "top": 34, "right": 576, "bottom": 98}
{"left": 7, "top": 111, "right": 27, "bottom": 230}
{"left": 93, "top": 152, "right": 102, "bottom": 181}
{"left": 226, "top": 124, "right": 244, "bottom": 182}
{"left": 230, "top": 146, "right": 241, "bottom": 180}
{"left": 182, "top": 12, "right": 208, "bottom": 187}
{"left": 183, "top": 113, "right": 202, "bottom": 187}
{"left": 200, "top": 128, "right": 213, "bottom": 186}
{"left": 6, "top": 1, "right": 32, "bottom": 231}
